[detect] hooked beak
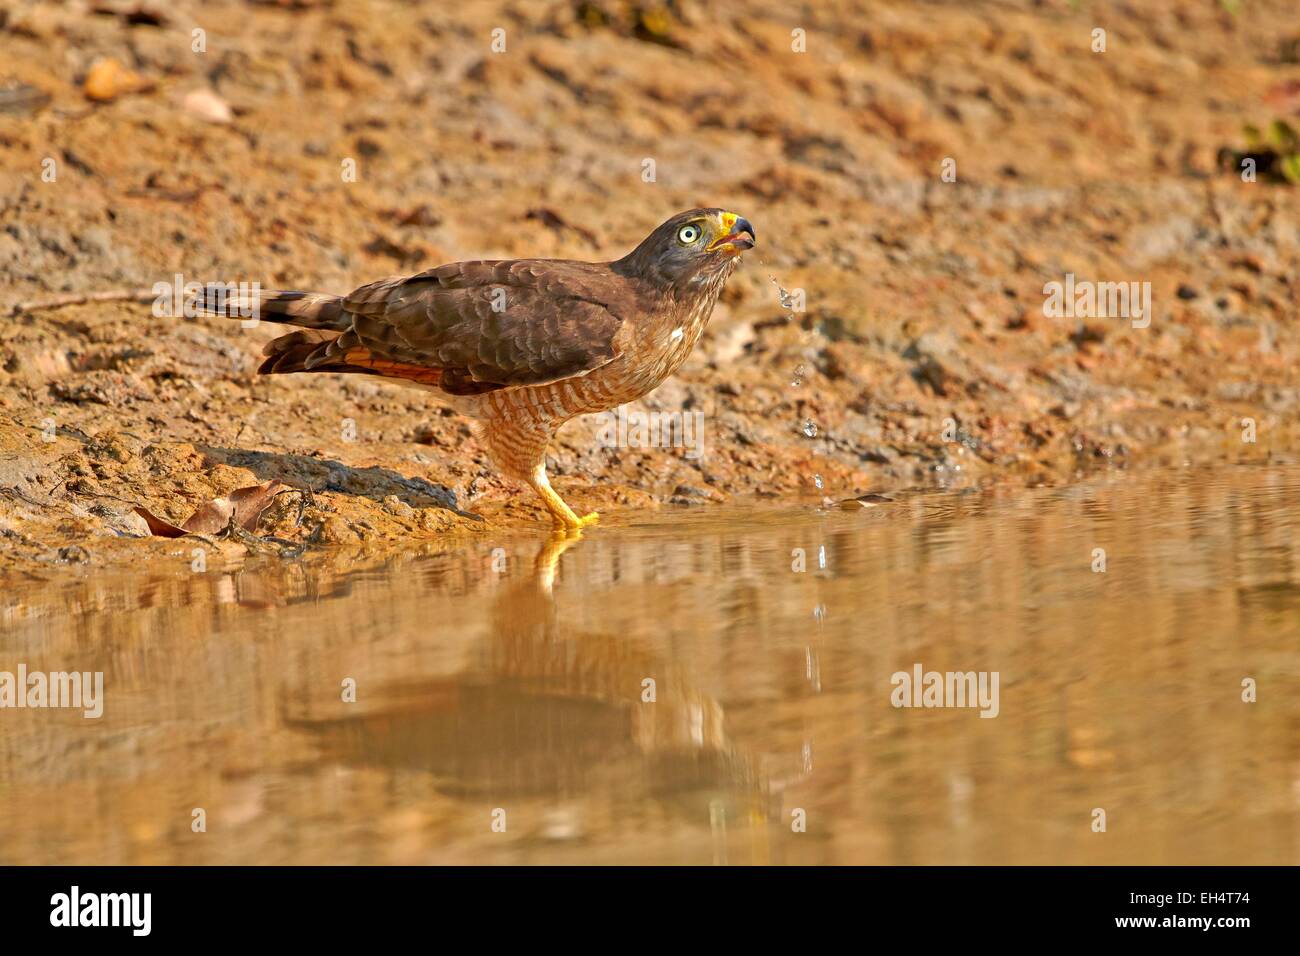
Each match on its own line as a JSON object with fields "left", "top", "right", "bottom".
{"left": 707, "top": 213, "right": 756, "bottom": 253}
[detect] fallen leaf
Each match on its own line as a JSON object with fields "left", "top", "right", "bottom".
{"left": 132, "top": 507, "right": 188, "bottom": 538}
{"left": 134, "top": 480, "right": 284, "bottom": 537}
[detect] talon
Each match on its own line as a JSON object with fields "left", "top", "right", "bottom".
{"left": 531, "top": 465, "right": 598, "bottom": 534}
{"left": 550, "top": 510, "right": 598, "bottom": 533}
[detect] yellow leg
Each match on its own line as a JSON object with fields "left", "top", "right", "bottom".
{"left": 532, "top": 529, "right": 584, "bottom": 594}
{"left": 529, "top": 464, "right": 599, "bottom": 532}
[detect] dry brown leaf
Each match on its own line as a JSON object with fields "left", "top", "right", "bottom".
{"left": 134, "top": 480, "right": 284, "bottom": 538}
{"left": 132, "top": 507, "right": 188, "bottom": 538}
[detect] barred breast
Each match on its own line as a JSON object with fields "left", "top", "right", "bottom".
{"left": 468, "top": 265, "right": 732, "bottom": 482}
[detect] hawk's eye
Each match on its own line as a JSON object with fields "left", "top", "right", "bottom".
{"left": 677, "top": 224, "right": 702, "bottom": 245}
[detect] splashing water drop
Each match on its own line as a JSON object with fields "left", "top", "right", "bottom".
{"left": 769, "top": 274, "right": 797, "bottom": 311}
{"left": 813, "top": 474, "right": 824, "bottom": 489}
{"left": 802, "top": 419, "right": 818, "bottom": 438}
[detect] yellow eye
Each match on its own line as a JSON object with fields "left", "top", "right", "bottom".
{"left": 677, "top": 224, "right": 702, "bottom": 244}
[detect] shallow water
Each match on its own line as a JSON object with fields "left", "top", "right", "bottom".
{"left": 1, "top": 464, "right": 1297, "bottom": 864}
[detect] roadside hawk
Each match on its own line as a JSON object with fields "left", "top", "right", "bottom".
{"left": 201, "top": 208, "right": 755, "bottom": 531}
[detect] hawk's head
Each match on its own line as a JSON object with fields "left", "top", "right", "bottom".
{"left": 617, "top": 208, "right": 756, "bottom": 288}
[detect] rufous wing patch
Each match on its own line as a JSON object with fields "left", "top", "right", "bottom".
{"left": 344, "top": 348, "right": 444, "bottom": 384}
{"left": 343, "top": 348, "right": 500, "bottom": 394}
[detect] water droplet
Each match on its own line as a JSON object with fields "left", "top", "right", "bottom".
{"left": 769, "top": 275, "right": 797, "bottom": 310}
{"left": 802, "top": 419, "right": 818, "bottom": 438}
{"left": 807, "top": 656, "right": 822, "bottom": 693}
{"left": 813, "top": 474, "right": 823, "bottom": 489}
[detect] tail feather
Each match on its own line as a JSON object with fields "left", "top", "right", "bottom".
{"left": 197, "top": 285, "right": 453, "bottom": 385}
{"left": 257, "top": 329, "right": 380, "bottom": 376}
{"left": 196, "top": 287, "right": 348, "bottom": 330}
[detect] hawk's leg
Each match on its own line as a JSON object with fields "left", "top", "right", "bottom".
{"left": 530, "top": 464, "right": 599, "bottom": 532}
{"left": 478, "top": 408, "right": 598, "bottom": 532}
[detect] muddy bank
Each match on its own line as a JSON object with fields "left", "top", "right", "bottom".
{"left": 1, "top": 0, "right": 1298, "bottom": 574}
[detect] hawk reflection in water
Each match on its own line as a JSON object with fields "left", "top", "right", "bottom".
{"left": 282, "top": 536, "right": 795, "bottom": 859}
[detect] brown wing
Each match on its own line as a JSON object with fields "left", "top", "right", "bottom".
{"left": 302, "top": 259, "right": 630, "bottom": 394}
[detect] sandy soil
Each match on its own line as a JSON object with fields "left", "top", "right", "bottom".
{"left": 1, "top": 0, "right": 1297, "bottom": 575}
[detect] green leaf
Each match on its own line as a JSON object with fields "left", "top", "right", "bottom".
{"left": 1267, "top": 119, "right": 1298, "bottom": 151}
{"left": 1278, "top": 154, "right": 1300, "bottom": 185}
